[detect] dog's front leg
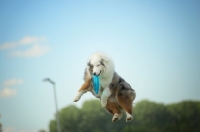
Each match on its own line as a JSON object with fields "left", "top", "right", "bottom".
{"left": 100, "top": 87, "right": 111, "bottom": 107}
{"left": 73, "top": 79, "right": 92, "bottom": 102}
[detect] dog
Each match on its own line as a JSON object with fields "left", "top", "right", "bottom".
{"left": 73, "top": 52, "right": 115, "bottom": 107}
{"left": 73, "top": 52, "right": 136, "bottom": 122}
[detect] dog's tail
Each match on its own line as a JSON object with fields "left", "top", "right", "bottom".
{"left": 116, "top": 82, "right": 136, "bottom": 102}
{"left": 130, "top": 90, "right": 136, "bottom": 102}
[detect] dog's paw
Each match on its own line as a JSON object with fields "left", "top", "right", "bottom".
{"left": 126, "top": 116, "right": 133, "bottom": 122}
{"left": 112, "top": 113, "right": 119, "bottom": 122}
{"left": 101, "top": 101, "right": 107, "bottom": 107}
{"left": 125, "top": 112, "right": 133, "bottom": 122}
{"left": 73, "top": 96, "right": 80, "bottom": 102}
{"left": 126, "top": 115, "right": 133, "bottom": 122}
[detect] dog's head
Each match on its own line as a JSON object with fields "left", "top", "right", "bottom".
{"left": 87, "top": 56, "right": 106, "bottom": 76}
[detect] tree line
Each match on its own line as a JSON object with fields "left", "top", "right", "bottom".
{"left": 49, "top": 99, "right": 200, "bottom": 132}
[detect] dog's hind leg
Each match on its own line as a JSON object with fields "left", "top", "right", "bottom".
{"left": 106, "top": 101, "right": 122, "bottom": 122}
{"left": 117, "top": 96, "right": 133, "bottom": 122}
{"left": 73, "top": 78, "right": 92, "bottom": 102}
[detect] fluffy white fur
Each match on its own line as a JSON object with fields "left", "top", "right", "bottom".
{"left": 87, "top": 52, "right": 115, "bottom": 107}
{"left": 74, "top": 52, "right": 115, "bottom": 107}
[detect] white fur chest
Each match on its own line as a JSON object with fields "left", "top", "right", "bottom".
{"left": 99, "top": 74, "right": 113, "bottom": 88}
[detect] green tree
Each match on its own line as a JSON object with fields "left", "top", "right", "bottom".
{"left": 126, "top": 100, "right": 175, "bottom": 132}
{"left": 59, "top": 105, "right": 82, "bottom": 132}
{"left": 0, "top": 123, "right": 2, "bottom": 132}
{"left": 80, "top": 100, "right": 130, "bottom": 132}
{"left": 49, "top": 120, "right": 56, "bottom": 132}
{"left": 167, "top": 101, "right": 200, "bottom": 132}
{"left": 49, "top": 99, "right": 200, "bottom": 132}
{"left": 38, "top": 130, "right": 46, "bottom": 132}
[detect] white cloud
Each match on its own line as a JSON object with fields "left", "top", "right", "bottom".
{"left": 0, "top": 78, "right": 24, "bottom": 98}
{"left": 0, "top": 42, "right": 17, "bottom": 50}
{"left": 0, "top": 88, "right": 17, "bottom": 98}
{"left": 0, "top": 36, "right": 47, "bottom": 50}
{"left": 19, "top": 36, "right": 46, "bottom": 45}
{"left": 13, "top": 44, "right": 51, "bottom": 57}
{"left": 3, "top": 78, "right": 24, "bottom": 87}
{"left": 0, "top": 36, "right": 50, "bottom": 58}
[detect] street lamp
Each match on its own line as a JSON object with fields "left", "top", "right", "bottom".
{"left": 43, "top": 78, "right": 61, "bottom": 132}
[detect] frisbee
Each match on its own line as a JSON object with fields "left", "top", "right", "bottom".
{"left": 92, "top": 75, "right": 100, "bottom": 94}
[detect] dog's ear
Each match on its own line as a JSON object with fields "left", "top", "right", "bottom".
{"left": 100, "top": 59, "right": 105, "bottom": 66}
{"left": 87, "top": 60, "right": 92, "bottom": 67}
{"left": 101, "top": 56, "right": 109, "bottom": 61}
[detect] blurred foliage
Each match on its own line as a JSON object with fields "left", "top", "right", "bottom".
{"left": 0, "top": 123, "right": 2, "bottom": 132}
{"left": 49, "top": 99, "right": 200, "bottom": 132}
{"left": 38, "top": 130, "right": 46, "bottom": 132}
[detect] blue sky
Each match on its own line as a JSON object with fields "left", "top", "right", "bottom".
{"left": 0, "top": 0, "right": 200, "bottom": 132}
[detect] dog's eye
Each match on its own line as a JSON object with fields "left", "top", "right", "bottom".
{"left": 88, "top": 64, "right": 93, "bottom": 68}
{"left": 97, "top": 64, "right": 100, "bottom": 67}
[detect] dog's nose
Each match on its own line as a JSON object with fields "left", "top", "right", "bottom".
{"left": 93, "top": 72, "right": 96, "bottom": 76}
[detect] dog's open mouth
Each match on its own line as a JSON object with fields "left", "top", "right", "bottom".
{"left": 93, "top": 70, "right": 101, "bottom": 76}
{"left": 97, "top": 70, "right": 101, "bottom": 76}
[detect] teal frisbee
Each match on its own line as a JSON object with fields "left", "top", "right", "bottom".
{"left": 92, "top": 75, "right": 100, "bottom": 94}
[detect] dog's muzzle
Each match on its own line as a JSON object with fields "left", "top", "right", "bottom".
{"left": 93, "top": 70, "right": 101, "bottom": 76}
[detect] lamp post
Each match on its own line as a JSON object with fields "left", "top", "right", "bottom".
{"left": 43, "top": 78, "right": 61, "bottom": 132}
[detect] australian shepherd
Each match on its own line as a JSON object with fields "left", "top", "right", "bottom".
{"left": 73, "top": 52, "right": 136, "bottom": 122}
